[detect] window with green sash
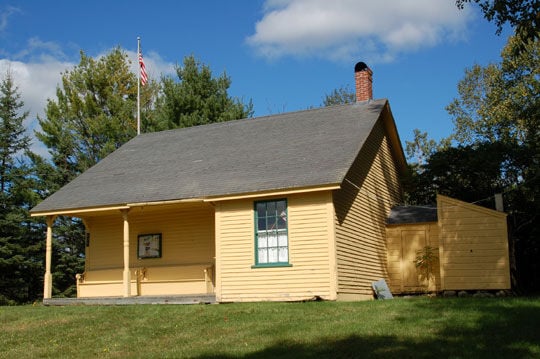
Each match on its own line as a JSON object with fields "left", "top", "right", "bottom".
{"left": 254, "top": 199, "right": 289, "bottom": 266}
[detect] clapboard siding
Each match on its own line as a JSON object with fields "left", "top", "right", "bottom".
{"left": 85, "top": 216, "right": 122, "bottom": 269}
{"left": 333, "top": 113, "right": 402, "bottom": 299}
{"left": 216, "top": 191, "right": 335, "bottom": 302}
{"left": 438, "top": 195, "right": 510, "bottom": 290}
{"left": 85, "top": 204, "right": 215, "bottom": 270}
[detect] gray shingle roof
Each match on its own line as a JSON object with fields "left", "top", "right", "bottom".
{"left": 32, "top": 99, "right": 392, "bottom": 213}
{"left": 387, "top": 205, "right": 438, "bottom": 225}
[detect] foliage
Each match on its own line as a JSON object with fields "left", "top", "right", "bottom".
{"left": 36, "top": 47, "right": 139, "bottom": 177}
{"left": 0, "top": 71, "right": 43, "bottom": 304}
{"left": 446, "top": 36, "right": 539, "bottom": 146}
{"left": 32, "top": 48, "right": 142, "bottom": 297}
{"left": 404, "top": 141, "right": 517, "bottom": 205}
{"left": 0, "top": 71, "right": 30, "bottom": 193}
{"left": 322, "top": 85, "right": 356, "bottom": 106}
{"left": 154, "top": 55, "right": 253, "bottom": 130}
{"left": 414, "top": 246, "right": 439, "bottom": 288}
{"left": 2, "top": 298, "right": 540, "bottom": 357}
{"left": 27, "top": 51, "right": 255, "bottom": 299}
{"left": 405, "top": 129, "right": 443, "bottom": 167}
{"left": 406, "top": 35, "right": 540, "bottom": 292}
{"left": 456, "top": 0, "right": 540, "bottom": 47}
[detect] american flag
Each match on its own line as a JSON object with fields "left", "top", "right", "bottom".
{"left": 139, "top": 51, "right": 148, "bottom": 86}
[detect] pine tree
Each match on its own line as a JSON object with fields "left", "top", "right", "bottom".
{"left": 0, "top": 70, "right": 42, "bottom": 304}
{"left": 155, "top": 55, "right": 253, "bottom": 130}
{"left": 32, "top": 48, "right": 142, "bottom": 297}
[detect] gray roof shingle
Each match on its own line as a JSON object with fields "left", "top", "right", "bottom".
{"left": 387, "top": 205, "right": 438, "bottom": 224}
{"left": 32, "top": 99, "right": 391, "bottom": 213}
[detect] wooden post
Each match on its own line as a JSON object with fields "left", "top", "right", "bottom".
{"left": 43, "top": 216, "right": 56, "bottom": 299}
{"left": 495, "top": 193, "right": 504, "bottom": 212}
{"left": 121, "top": 209, "right": 131, "bottom": 297}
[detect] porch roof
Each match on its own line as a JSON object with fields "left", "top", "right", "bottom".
{"left": 32, "top": 99, "right": 397, "bottom": 214}
{"left": 387, "top": 205, "right": 438, "bottom": 225}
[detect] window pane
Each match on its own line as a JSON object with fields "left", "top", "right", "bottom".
{"left": 276, "top": 200, "right": 286, "bottom": 213}
{"left": 268, "top": 248, "right": 278, "bottom": 262}
{"left": 257, "top": 202, "right": 266, "bottom": 218}
{"left": 278, "top": 232, "right": 288, "bottom": 247}
{"left": 258, "top": 233, "right": 268, "bottom": 248}
{"left": 277, "top": 215, "right": 286, "bottom": 229}
{"left": 268, "top": 233, "right": 277, "bottom": 247}
{"left": 267, "top": 216, "right": 276, "bottom": 230}
{"left": 258, "top": 218, "right": 266, "bottom": 231}
{"left": 258, "top": 249, "right": 268, "bottom": 263}
{"left": 267, "top": 201, "right": 276, "bottom": 214}
{"left": 278, "top": 247, "right": 288, "bottom": 262}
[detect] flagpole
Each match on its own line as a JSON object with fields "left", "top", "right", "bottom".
{"left": 137, "top": 36, "right": 141, "bottom": 136}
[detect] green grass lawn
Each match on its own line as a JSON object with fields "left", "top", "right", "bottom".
{"left": 1, "top": 296, "right": 539, "bottom": 358}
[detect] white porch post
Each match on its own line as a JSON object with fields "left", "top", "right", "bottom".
{"left": 43, "top": 215, "right": 55, "bottom": 299}
{"left": 121, "top": 209, "right": 131, "bottom": 297}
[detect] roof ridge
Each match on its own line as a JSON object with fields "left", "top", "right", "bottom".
{"left": 138, "top": 98, "right": 389, "bottom": 138}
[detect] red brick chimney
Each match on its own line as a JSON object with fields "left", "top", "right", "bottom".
{"left": 354, "top": 62, "right": 373, "bottom": 102}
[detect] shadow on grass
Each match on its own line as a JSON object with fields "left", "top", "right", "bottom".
{"left": 198, "top": 298, "right": 540, "bottom": 359}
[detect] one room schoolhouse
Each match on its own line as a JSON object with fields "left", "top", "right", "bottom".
{"left": 31, "top": 62, "right": 510, "bottom": 303}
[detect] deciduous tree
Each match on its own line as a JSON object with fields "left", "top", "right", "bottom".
{"left": 407, "top": 36, "right": 539, "bottom": 292}
{"left": 322, "top": 85, "right": 355, "bottom": 106}
{"left": 456, "top": 0, "right": 540, "bottom": 46}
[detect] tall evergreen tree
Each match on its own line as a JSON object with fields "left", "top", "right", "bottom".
{"left": 36, "top": 47, "right": 140, "bottom": 177}
{"left": 0, "top": 70, "right": 42, "bottom": 304}
{"left": 0, "top": 71, "right": 30, "bottom": 193}
{"left": 155, "top": 55, "right": 253, "bottom": 130}
{"left": 33, "top": 48, "right": 142, "bottom": 297}
{"left": 32, "top": 51, "right": 253, "bottom": 297}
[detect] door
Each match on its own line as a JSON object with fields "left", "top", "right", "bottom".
{"left": 401, "top": 230, "right": 426, "bottom": 291}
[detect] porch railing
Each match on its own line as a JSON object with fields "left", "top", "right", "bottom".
{"left": 76, "top": 263, "right": 215, "bottom": 297}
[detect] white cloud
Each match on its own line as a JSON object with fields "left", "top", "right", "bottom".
{"left": 12, "top": 37, "right": 68, "bottom": 61}
{"left": 125, "top": 49, "right": 176, "bottom": 81}
{"left": 0, "top": 46, "right": 175, "bottom": 158}
{"left": 247, "top": 0, "right": 473, "bottom": 62}
{"left": 0, "top": 5, "right": 20, "bottom": 32}
{"left": 0, "top": 58, "right": 70, "bottom": 157}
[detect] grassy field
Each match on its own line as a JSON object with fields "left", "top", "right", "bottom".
{"left": 1, "top": 296, "right": 539, "bottom": 358}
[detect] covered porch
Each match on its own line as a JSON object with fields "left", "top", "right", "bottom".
{"left": 34, "top": 200, "right": 216, "bottom": 301}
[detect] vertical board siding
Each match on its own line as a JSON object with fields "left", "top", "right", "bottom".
{"left": 333, "top": 114, "right": 402, "bottom": 299}
{"left": 385, "top": 226, "right": 402, "bottom": 291}
{"left": 216, "top": 192, "right": 335, "bottom": 302}
{"left": 385, "top": 223, "right": 441, "bottom": 294}
{"left": 438, "top": 195, "right": 510, "bottom": 290}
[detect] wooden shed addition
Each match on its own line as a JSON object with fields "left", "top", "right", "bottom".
{"left": 386, "top": 194, "right": 511, "bottom": 294}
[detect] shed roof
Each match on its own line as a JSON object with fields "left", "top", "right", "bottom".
{"left": 32, "top": 99, "right": 400, "bottom": 214}
{"left": 387, "top": 205, "right": 438, "bottom": 225}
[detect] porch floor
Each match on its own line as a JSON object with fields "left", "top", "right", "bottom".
{"left": 43, "top": 294, "right": 216, "bottom": 306}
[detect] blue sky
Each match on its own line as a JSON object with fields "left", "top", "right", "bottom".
{"left": 0, "top": 0, "right": 513, "bottom": 156}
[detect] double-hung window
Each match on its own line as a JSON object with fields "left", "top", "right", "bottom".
{"left": 254, "top": 199, "right": 289, "bottom": 266}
